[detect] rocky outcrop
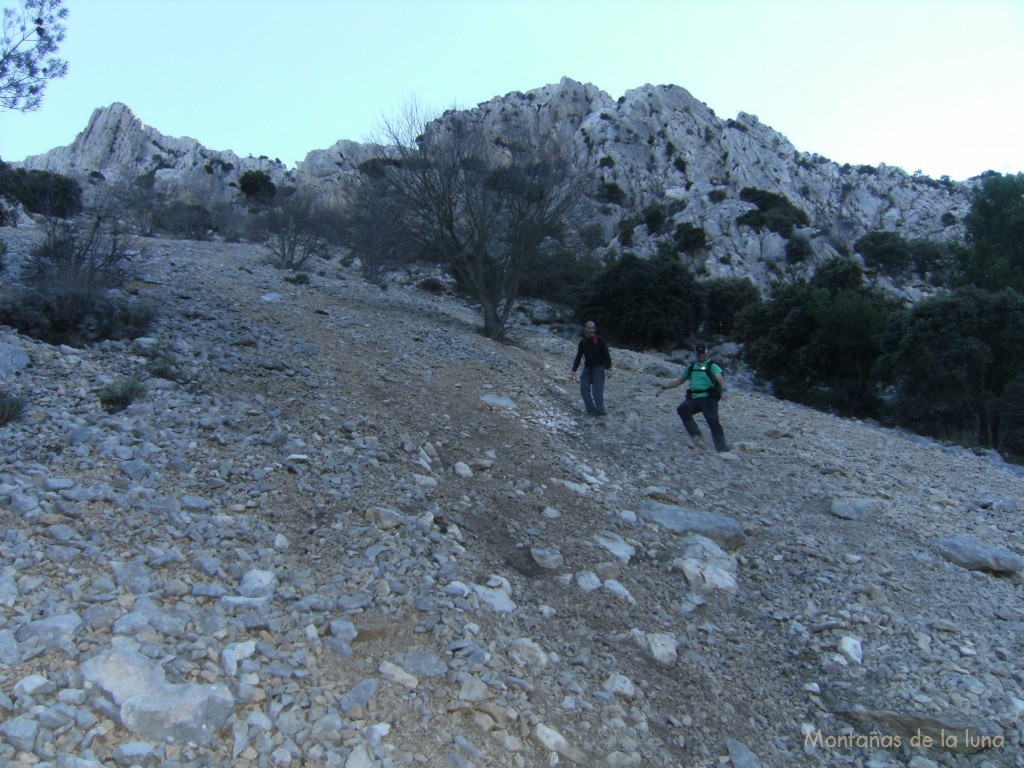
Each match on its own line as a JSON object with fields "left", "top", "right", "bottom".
{"left": 20, "top": 102, "right": 293, "bottom": 208}
{"left": 19, "top": 78, "right": 974, "bottom": 294}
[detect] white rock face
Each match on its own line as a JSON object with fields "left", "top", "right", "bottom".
{"left": 18, "top": 78, "right": 972, "bottom": 295}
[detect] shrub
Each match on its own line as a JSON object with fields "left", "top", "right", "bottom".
{"left": 855, "top": 231, "right": 913, "bottom": 275}
{"left": 736, "top": 187, "right": 810, "bottom": 238}
{"left": 707, "top": 188, "right": 727, "bottom": 204}
{"left": 0, "top": 287, "right": 155, "bottom": 347}
{"left": 598, "top": 156, "right": 615, "bottom": 169}
{"left": 0, "top": 391, "right": 26, "bottom": 426}
{"left": 518, "top": 248, "right": 602, "bottom": 307}
{"left": 673, "top": 222, "right": 706, "bottom": 253}
{"left": 855, "top": 231, "right": 957, "bottom": 280}
{"left": 2, "top": 214, "right": 153, "bottom": 347}
{"left": 877, "top": 286, "right": 1024, "bottom": 456}
{"left": 701, "top": 277, "right": 761, "bottom": 336}
{"left": 597, "top": 182, "right": 626, "bottom": 206}
{"left": 785, "top": 235, "right": 814, "bottom": 264}
{"left": 959, "top": 172, "right": 1024, "bottom": 292}
{"left": 641, "top": 204, "right": 667, "bottom": 234}
{"left": 99, "top": 377, "right": 148, "bottom": 413}
{"left": 617, "top": 217, "right": 635, "bottom": 246}
{"left": 577, "top": 253, "right": 702, "bottom": 350}
{"left": 239, "top": 170, "right": 276, "bottom": 202}
{"left": 417, "top": 276, "right": 445, "bottom": 294}
{"left": 146, "top": 352, "right": 183, "bottom": 381}
{"left": 0, "top": 194, "right": 18, "bottom": 226}
{"left": 356, "top": 157, "right": 401, "bottom": 177}
{"left": 0, "top": 162, "right": 81, "bottom": 218}
{"left": 283, "top": 272, "right": 310, "bottom": 285}
{"left": 736, "top": 258, "right": 898, "bottom": 416}
{"left": 257, "top": 191, "right": 341, "bottom": 270}
{"left": 23, "top": 216, "right": 140, "bottom": 291}
{"left": 153, "top": 201, "right": 212, "bottom": 240}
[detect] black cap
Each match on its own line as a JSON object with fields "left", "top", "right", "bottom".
{"left": 695, "top": 344, "right": 707, "bottom": 353}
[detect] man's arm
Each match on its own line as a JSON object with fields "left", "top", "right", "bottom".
{"left": 713, "top": 365, "right": 729, "bottom": 400}
{"left": 655, "top": 375, "right": 688, "bottom": 397}
{"left": 570, "top": 342, "right": 584, "bottom": 379}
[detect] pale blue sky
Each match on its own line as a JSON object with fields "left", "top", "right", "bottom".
{"left": 2, "top": 0, "right": 1022, "bottom": 180}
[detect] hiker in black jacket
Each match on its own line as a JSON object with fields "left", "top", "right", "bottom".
{"left": 570, "top": 320, "right": 613, "bottom": 416}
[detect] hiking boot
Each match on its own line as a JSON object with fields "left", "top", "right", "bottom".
{"left": 688, "top": 434, "right": 706, "bottom": 450}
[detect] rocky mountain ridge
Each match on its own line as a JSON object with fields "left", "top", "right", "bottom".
{"left": 1, "top": 226, "right": 1023, "bottom": 767}
{"left": 17, "top": 78, "right": 973, "bottom": 295}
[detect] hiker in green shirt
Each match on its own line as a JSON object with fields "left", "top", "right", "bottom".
{"left": 656, "top": 343, "right": 731, "bottom": 452}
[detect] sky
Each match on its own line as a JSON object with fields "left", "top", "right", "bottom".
{"left": 2, "top": 0, "right": 1023, "bottom": 181}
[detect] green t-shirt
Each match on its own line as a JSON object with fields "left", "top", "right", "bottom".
{"left": 687, "top": 361, "right": 722, "bottom": 398}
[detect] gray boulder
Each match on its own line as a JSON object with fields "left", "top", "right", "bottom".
{"left": 937, "top": 534, "right": 1024, "bottom": 574}
{"left": 638, "top": 500, "right": 747, "bottom": 550}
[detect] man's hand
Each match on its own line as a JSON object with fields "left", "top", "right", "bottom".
{"left": 569, "top": 370, "right": 577, "bottom": 381}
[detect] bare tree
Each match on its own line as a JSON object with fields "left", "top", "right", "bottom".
{"left": 352, "top": 102, "right": 584, "bottom": 339}
{"left": 259, "top": 188, "right": 341, "bottom": 271}
{"left": 0, "top": 0, "right": 67, "bottom": 112}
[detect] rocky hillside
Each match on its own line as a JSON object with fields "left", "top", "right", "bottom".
{"left": 1, "top": 226, "right": 1022, "bottom": 767}
{"left": 18, "top": 78, "right": 972, "bottom": 295}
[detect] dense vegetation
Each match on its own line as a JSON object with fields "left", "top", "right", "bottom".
{"left": 736, "top": 172, "right": 1024, "bottom": 459}
{"left": 0, "top": 160, "right": 82, "bottom": 219}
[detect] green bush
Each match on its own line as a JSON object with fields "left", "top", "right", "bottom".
{"left": 146, "top": 352, "right": 183, "bottom": 382}
{"left": 576, "top": 253, "right": 702, "bottom": 350}
{"left": 0, "top": 391, "right": 26, "bottom": 426}
{"left": 153, "top": 201, "right": 212, "bottom": 240}
{"left": 707, "top": 189, "right": 727, "bottom": 204}
{"left": 673, "top": 222, "right": 706, "bottom": 253}
{"left": 736, "top": 187, "right": 810, "bottom": 238}
{"left": 855, "top": 231, "right": 958, "bottom": 281}
{"left": 518, "top": 248, "right": 603, "bottom": 307}
{"left": 785, "top": 235, "right": 814, "bottom": 264}
{"left": 23, "top": 218, "right": 140, "bottom": 291}
{"left": 617, "top": 217, "right": 635, "bottom": 246}
{"left": 641, "top": 204, "right": 667, "bottom": 234}
{"left": 0, "top": 286, "right": 155, "bottom": 347}
{"left": 701, "top": 277, "right": 761, "bottom": 335}
{"left": 877, "top": 286, "right": 1024, "bottom": 457}
{"left": 239, "top": 170, "right": 276, "bottom": 202}
{"left": 417, "top": 276, "right": 445, "bottom": 294}
{"left": 959, "top": 172, "right": 1024, "bottom": 292}
{"left": 283, "top": 272, "right": 310, "bottom": 285}
{"left": 1, "top": 215, "right": 155, "bottom": 346}
{"left": 0, "top": 195, "right": 18, "bottom": 226}
{"left": 99, "top": 377, "right": 148, "bottom": 413}
{"left": 0, "top": 162, "right": 82, "bottom": 218}
{"left": 597, "top": 182, "right": 626, "bottom": 206}
{"left": 736, "top": 258, "right": 899, "bottom": 416}
{"left": 854, "top": 231, "right": 913, "bottom": 275}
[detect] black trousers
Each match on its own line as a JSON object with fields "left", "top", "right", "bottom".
{"left": 677, "top": 396, "right": 729, "bottom": 452}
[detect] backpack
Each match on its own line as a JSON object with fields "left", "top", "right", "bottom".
{"left": 685, "top": 360, "right": 724, "bottom": 400}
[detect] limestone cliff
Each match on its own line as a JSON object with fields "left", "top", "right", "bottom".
{"left": 18, "top": 78, "right": 973, "bottom": 294}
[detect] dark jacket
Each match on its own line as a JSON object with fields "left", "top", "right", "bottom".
{"left": 572, "top": 335, "right": 612, "bottom": 372}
